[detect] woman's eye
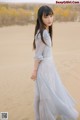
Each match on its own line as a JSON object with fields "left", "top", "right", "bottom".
{"left": 44, "top": 16, "right": 48, "bottom": 18}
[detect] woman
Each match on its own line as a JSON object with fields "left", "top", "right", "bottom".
{"left": 31, "top": 5, "right": 79, "bottom": 120}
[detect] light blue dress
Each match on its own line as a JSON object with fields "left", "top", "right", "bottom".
{"left": 33, "top": 29, "right": 79, "bottom": 120}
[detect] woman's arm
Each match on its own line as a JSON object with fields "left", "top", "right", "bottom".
{"left": 31, "top": 30, "right": 49, "bottom": 80}
{"left": 31, "top": 60, "right": 41, "bottom": 80}
{"left": 31, "top": 39, "right": 45, "bottom": 80}
{"left": 33, "top": 59, "right": 41, "bottom": 71}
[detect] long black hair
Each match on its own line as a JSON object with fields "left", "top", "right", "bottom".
{"left": 33, "top": 5, "right": 54, "bottom": 50}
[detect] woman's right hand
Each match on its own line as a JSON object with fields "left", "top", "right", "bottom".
{"left": 30, "top": 70, "right": 37, "bottom": 81}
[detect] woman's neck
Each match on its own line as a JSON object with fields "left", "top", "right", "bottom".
{"left": 46, "top": 26, "right": 49, "bottom": 32}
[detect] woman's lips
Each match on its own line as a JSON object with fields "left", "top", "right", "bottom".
{"left": 48, "top": 22, "right": 52, "bottom": 25}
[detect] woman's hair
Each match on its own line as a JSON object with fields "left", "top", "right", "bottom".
{"left": 33, "top": 5, "right": 54, "bottom": 50}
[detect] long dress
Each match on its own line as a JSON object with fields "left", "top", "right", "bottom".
{"left": 33, "top": 29, "right": 79, "bottom": 120}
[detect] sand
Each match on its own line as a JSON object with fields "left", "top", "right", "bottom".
{"left": 0, "top": 22, "right": 80, "bottom": 120}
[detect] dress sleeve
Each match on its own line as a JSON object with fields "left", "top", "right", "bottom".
{"left": 34, "top": 29, "right": 51, "bottom": 61}
{"left": 34, "top": 38, "right": 46, "bottom": 61}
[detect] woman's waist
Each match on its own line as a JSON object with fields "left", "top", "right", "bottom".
{"left": 42, "top": 56, "right": 53, "bottom": 61}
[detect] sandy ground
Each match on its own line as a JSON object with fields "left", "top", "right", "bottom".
{"left": 0, "top": 22, "right": 80, "bottom": 120}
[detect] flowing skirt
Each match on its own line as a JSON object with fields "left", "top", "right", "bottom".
{"left": 34, "top": 57, "right": 79, "bottom": 120}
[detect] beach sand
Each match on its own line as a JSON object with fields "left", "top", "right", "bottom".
{"left": 0, "top": 22, "right": 80, "bottom": 120}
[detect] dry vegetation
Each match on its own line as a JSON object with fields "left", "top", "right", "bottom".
{"left": 0, "top": 3, "right": 80, "bottom": 27}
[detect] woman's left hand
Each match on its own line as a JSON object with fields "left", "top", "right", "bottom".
{"left": 30, "top": 70, "right": 37, "bottom": 81}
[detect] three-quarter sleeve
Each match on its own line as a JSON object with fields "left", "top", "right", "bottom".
{"left": 34, "top": 38, "right": 46, "bottom": 61}
{"left": 34, "top": 29, "right": 51, "bottom": 61}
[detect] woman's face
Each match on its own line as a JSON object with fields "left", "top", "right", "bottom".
{"left": 42, "top": 14, "right": 53, "bottom": 28}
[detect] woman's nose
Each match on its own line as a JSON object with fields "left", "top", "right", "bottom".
{"left": 48, "top": 16, "right": 52, "bottom": 21}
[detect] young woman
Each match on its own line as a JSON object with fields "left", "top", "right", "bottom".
{"left": 31, "top": 5, "right": 79, "bottom": 120}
